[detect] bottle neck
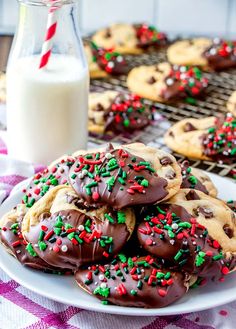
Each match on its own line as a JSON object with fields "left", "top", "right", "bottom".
{"left": 9, "top": 0, "right": 83, "bottom": 64}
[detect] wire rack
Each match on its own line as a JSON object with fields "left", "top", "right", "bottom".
{"left": 89, "top": 48, "right": 236, "bottom": 180}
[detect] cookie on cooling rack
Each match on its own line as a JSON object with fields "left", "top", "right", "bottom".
{"left": 180, "top": 160, "right": 217, "bottom": 197}
{"left": 88, "top": 90, "right": 152, "bottom": 134}
{"left": 0, "top": 204, "right": 68, "bottom": 273}
{"left": 69, "top": 143, "right": 182, "bottom": 209}
{"left": 75, "top": 254, "right": 189, "bottom": 308}
{"left": 137, "top": 189, "right": 236, "bottom": 280}
{"left": 126, "top": 62, "right": 208, "bottom": 102}
{"left": 165, "top": 114, "right": 236, "bottom": 164}
{"left": 84, "top": 42, "right": 127, "bottom": 78}
{"left": 0, "top": 72, "right": 6, "bottom": 104}
{"left": 227, "top": 91, "right": 236, "bottom": 117}
{"left": 22, "top": 185, "right": 136, "bottom": 270}
{"left": 92, "top": 23, "right": 167, "bottom": 54}
{"left": 167, "top": 38, "right": 236, "bottom": 71}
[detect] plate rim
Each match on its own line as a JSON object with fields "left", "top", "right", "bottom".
{"left": 0, "top": 172, "right": 236, "bottom": 316}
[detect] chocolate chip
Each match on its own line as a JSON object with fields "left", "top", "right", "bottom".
{"left": 184, "top": 122, "right": 197, "bottom": 132}
{"left": 223, "top": 225, "right": 234, "bottom": 238}
{"left": 165, "top": 169, "right": 176, "bottom": 179}
{"left": 169, "top": 131, "right": 174, "bottom": 137}
{"left": 39, "top": 212, "right": 51, "bottom": 220}
{"left": 147, "top": 76, "right": 156, "bottom": 84}
{"left": 186, "top": 190, "right": 201, "bottom": 200}
{"left": 105, "top": 28, "right": 112, "bottom": 38}
{"left": 95, "top": 103, "right": 104, "bottom": 112}
{"left": 160, "top": 156, "right": 173, "bottom": 166}
{"left": 195, "top": 207, "right": 213, "bottom": 219}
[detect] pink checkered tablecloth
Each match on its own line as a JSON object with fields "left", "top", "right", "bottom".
{"left": 0, "top": 136, "right": 235, "bottom": 329}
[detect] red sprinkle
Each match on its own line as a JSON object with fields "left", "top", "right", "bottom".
{"left": 158, "top": 289, "right": 167, "bottom": 297}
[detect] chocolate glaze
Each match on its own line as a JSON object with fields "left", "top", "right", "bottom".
{"left": 203, "top": 39, "right": 236, "bottom": 71}
{"left": 104, "top": 93, "right": 151, "bottom": 134}
{"left": 180, "top": 160, "right": 209, "bottom": 194}
{"left": 25, "top": 209, "right": 130, "bottom": 270}
{"left": 69, "top": 147, "right": 168, "bottom": 210}
{"left": 0, "top": 217, "right": 64, "bottom": 273}
{"left": 160, "top": 65, "right": 208, "bottom": 101}
{"left": 90, "top": 42, "right": 128, "bottom": 76}
{"left": 137, "top": 204, "right": 236, "bottom": 280}
{"left": 135, "top": 24, "right": 168, "bottom": 49}
{"left": 202, "top": 114, "right": 236, "bottom": 164}
{"left": 75, "top": 255, "right": 188, "bottom": 308}
{"left": 22, "top": 157, "right": 75, "bottom": 209}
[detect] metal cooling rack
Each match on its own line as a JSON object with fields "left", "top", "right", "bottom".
{"left": 89, "top": 48, "right": 236, "bottom": 180}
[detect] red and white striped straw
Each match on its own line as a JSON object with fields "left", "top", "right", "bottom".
{"left": 39, "top": 0, "right": 61, "bottom": 69}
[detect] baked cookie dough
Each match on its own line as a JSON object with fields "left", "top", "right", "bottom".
{"left": 165, "top": 114, "right": 236, "bottom": 163}
{"left": 127, "top": 62, "right": 208, "bottom": 102}
{"left": 137, "top": 189, "right": 236, "bottom": 280}
{"left": 88, "top": 91, "right": 152, "bottom": 134}
{"left": 75, "top": 254, "right": 189, "bottom": 308}
{"left": 84, "top": 42, "right": 127, "bottom": 78}
{"left": 69, "top": 143, "right": 182, "bottom": 209}
{"left": 22, "top": 185, "right": 135, "bottom": 270}
{"left": 0, "top": 72, "right": 6, "bottom": 104}
{"left": 227, "top": 91, "right": 236, "bottom": 117}
{"left": 168, "top": 38, "right": 236, "bottom": 71}
{"left": 92, "top": 23, "right": 167, "bottom": 54}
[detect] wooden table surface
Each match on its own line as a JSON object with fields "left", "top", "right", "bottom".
{"left": 0, "top": 36, "right": 13, "bottom": 71}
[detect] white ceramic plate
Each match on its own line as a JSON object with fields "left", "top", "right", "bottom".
{"left": 0, "top": 172, "right": 236, "bottom": 316}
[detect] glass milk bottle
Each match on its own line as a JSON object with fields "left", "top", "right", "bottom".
{"left": 7, "top": 0, "right": 89, "bottom": 165}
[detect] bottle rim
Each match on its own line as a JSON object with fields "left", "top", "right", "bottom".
{"left": 18, "top": 0, "right": 76, "bottom": 6}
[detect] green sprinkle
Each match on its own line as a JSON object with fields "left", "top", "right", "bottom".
{"left": 137, "top": 280, "right": 143, "bottom": 290}
{"left": 94, "top": 286, "right": 110, "bottom": 298}
{"left": 101, "top": 300, "right": 109, "bottom": 305}
{"left": 104, "top": 213, "right": 115, "bottom": 223}
{"left": 117, "top": 211, "right": 126, "bottom": 224}
{"left": 26, "top": 243, "right": 37, "bottom": 257}
{"left": 71, "top": 173, "right": 77, "bottom": 179}
{"left": 38, "top": 241, "right": 47, "bottom": 251}
{"left": 156, "top": 206, "right": 166, "bottom": 215}
{"left": 118, "top": 253, "right": 127, "bottom": 263}
{"left": 128, "top": 257, "right": 134, "bottom": 268}
{"left": 195, "top": 254, "right": 205, "bottom": 267}
{"left": 130, "top": 289, "right": 137, "bottom": 295}
{"left": 174, "top": 250, "right": 183, "bottom": 261}
{"left": 86, "top": 181, "right": 98, "bottom": 188}
{"left": 141, "top": 179, "right": 149, "bottom": 187}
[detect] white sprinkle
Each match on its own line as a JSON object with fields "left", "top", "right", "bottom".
{"left": 61, "top": 245, "right": 68, "bottom": 252}
{"left": 78, "top": 225, "right": 84, "bottom": 231}
{"left": 138, "top": 275, "right": 142, "bottom": 279}
{"left": 99, "top": 274, "right": 105, "bottom": 281}
{"left": 101, "top": 282, "right": 107, "bottom": 289}
{"left": 171, "top": 223, "right": 178, "bottom": 230}
{"left": 209, "top": 48, "right": 217, "bottom": 55}
{"left": 105, "top": 153, "right": 113, "bottom": 159}
{"left": 169, "top": 239, "right": 175, "bottom": 245}
{"left": 82, "top": 169, "right": 88, "bottom": 175}
{"left": 95, "top": 282, "right": 98, "bottom": 285}
{"left": 107, "top": 62, "right": 115, "bottom": 68}
{"left": 151, "top": 233, "right": 155, "bottom": 237}
{"left": 180, "top": 66, "right": 187, "bottom": 72}
{"left": 117, "top": 56, "right": 123, "bottom": 62}
{"left": 16, "top": 250, "right": 21, "bottom": 254}
{"left": 166, "top": 78, "right": 174, "bottom": 86}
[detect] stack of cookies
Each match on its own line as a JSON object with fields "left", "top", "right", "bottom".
{"left": 1, "top": 143, "right": 236, "bottom": 308}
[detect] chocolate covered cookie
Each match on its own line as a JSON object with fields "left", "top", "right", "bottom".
{"left": 0, "top": 205, "right": 66, "bottom": 273}
{"left": 92, "top": 23, "right": 167, "bottom": 55}
{"left": 165, "top": 114, "right": 236, "bottom": 164}
{"left": 69, "top": 143, "right": 182, "bottom": 209}
{"left": 168, "top": 38, "right": 236, "bottom": 71}
{"left": 75, "top": 254, "right": 189, "bottom": 308}
{"left": 180, "top": 160, "right": 217, "bottom": 197}
{"left": 137, "top": 189, "right": 236, "bottom": 281}
{"left": 84, "top": 42, "right": 127, "bottom": 79}
{"left": 88, "top": 91, "right": 152, "bottom": 134}
{"left": 22, "top": 185, "right": 135, "bottom": 270}
{"left": 127, "top": 62, "right": 208, "bottom": 102}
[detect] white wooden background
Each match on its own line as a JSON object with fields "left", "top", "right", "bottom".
{"left": 0, "top": 0, "right": 236, "bottom": 38}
